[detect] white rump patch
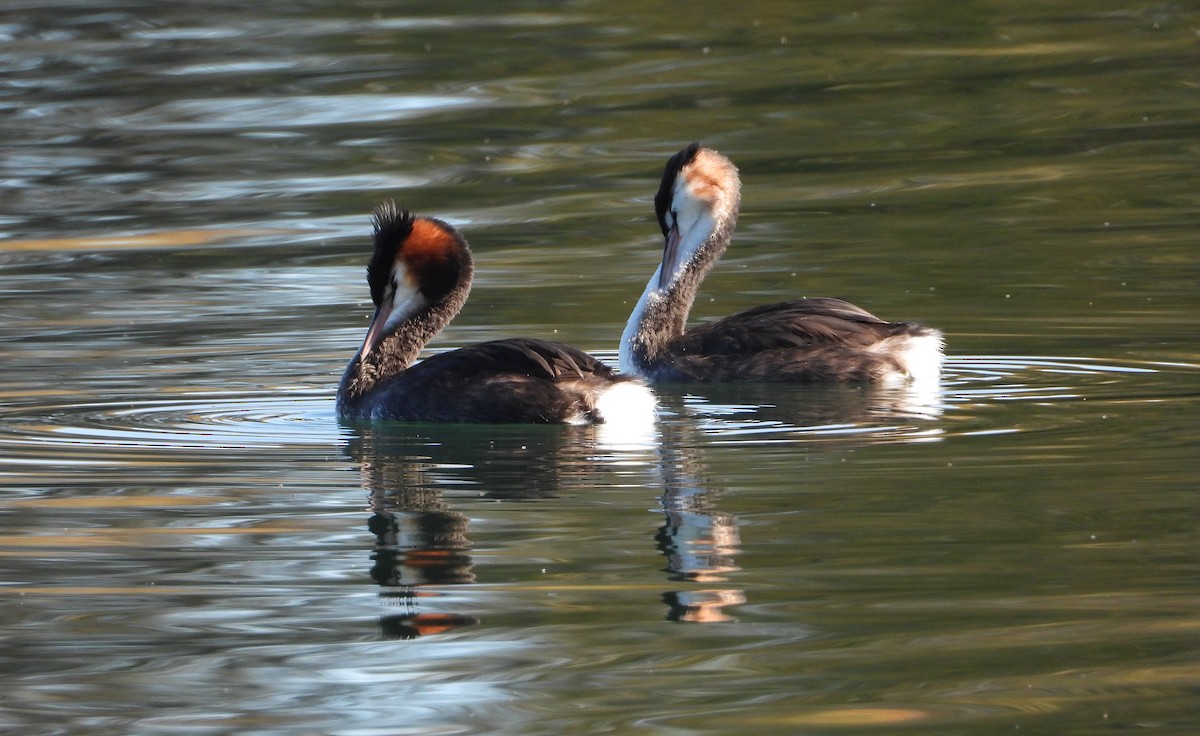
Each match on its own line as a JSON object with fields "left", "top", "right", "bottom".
{"left": 872, "top": 330, "right": 945, "bottom": 386}
{"left": 595, "top": 380, "right": 658, "bottom": 428}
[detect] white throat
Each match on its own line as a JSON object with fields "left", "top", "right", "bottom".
{"left": 619, "top": 187, "right": 717, "bottom": 376}
{"left": 618, "top": 267, "right": 663, "bottom": 375}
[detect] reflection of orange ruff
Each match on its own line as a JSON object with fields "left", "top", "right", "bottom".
{"left": 380, "top": 612, "right": 479, "bottom": 639}
{"left": 409, "top": 612, "right": 476, "bottom": 636}
{"left": 404, "top": 549, "right": 462, "bottom": 566}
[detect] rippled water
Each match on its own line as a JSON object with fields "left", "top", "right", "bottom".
{"left": 3, "top": 2, "right": 1199, "bottom": 734}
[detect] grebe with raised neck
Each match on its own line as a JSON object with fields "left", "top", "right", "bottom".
{"left": 619, "top": 143, "right": 943, "bottom": 384}
{"left": 338, "top": 202, "right": 655, "bottom": 424}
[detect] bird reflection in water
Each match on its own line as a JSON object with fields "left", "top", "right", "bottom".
{"left": 657, "top": 487, "right": 746, "bottom": 623}
{"left": 368, "top": 491, "right": 479, "bottom": 640}
{"left": 651, "top": 378, "right": 944, "bottom": 622}
{"left": 347, "top": 422, "right": 644, "bottom": 639}
{"left": 350, "top": 428, "right": 479, "bottom": 639}
{"left": 654, "top": 402, "right": 746, "bottom": 623}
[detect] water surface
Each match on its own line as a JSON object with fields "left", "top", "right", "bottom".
{"left": 2, "top": 2, "right": 1199, "bottom": 734}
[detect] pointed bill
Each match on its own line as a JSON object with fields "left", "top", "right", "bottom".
{"left": 357, "top": 300, "right": 393, "bottom": 360}
{"left": 657, "top": 221, "right": 681, "bottom": 291}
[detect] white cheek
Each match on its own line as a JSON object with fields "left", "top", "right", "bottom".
{"left": 677, "top": 212, "right": 716, "bottom": 266}
{"left": 676, "top": 181, "right": 713, "bottom": 241}
{"left": 384, "top": 263, "right": 427, "bottom": 329}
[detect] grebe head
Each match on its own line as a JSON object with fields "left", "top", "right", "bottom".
{"left": 654, "top": 143, "right": 741, "bottom": 291}
{"left": 357, "top": 202, "right": 473, "bottom": 360}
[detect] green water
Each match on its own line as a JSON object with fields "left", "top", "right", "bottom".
{"left": 1, "top": 1, "right": 1198, "bottom": 734}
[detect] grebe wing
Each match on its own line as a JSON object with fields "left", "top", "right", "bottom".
{"left": 372, "top": 338, "right": 622, "bottom": 423}
{"left": 651, "top": 298, "right": 931, "bottom": 382}
{"left": 421, "top": 337, "right": 615, "bottom": 381}
{"left": 679, "top": 298, "right": 896, "bottom": 355}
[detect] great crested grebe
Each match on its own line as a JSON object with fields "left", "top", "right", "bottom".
{"left": 337, "top": 202, "right": 654, "bottom": 424}
{"left": 619, "top": 143, "right": 944, "bottom": 384}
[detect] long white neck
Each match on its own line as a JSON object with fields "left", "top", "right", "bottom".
{"left": 619, "top": 218, "right": 726, "bottom": 378}
{"left": 618, "top": 265, "right": 665, "bottom": 375}
{"left": 620, "top": 146, "right": 741, "bottom": 377}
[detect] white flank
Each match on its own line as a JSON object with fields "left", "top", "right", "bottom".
{"left": 595, "top": 380, "right": 658, "bottom": 427}
{"left": 871, "top": 330, "right": 945, "bottom": 385}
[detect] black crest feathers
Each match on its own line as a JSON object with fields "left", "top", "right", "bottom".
{"left": 654, "top": 142, "right": 701, "bottom": 236}
{"left": 367, "top": 201, "right": 413, "bottom": 306}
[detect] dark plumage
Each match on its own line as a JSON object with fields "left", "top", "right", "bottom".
{"left": 337, "top": 204, "right": 653, "bottom": 423}
{"left": 619, "top": 144, "right": 943, "bottom": 384}
{"left": 645, "top": 298, "right": 925, "bottom": 382}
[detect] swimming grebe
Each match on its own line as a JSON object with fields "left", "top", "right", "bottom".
{"left": 338, "top": 202, "right": 654, "bottom": 423}
{"left": 619, "top": 143, "right": 944, "bottom": 384}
